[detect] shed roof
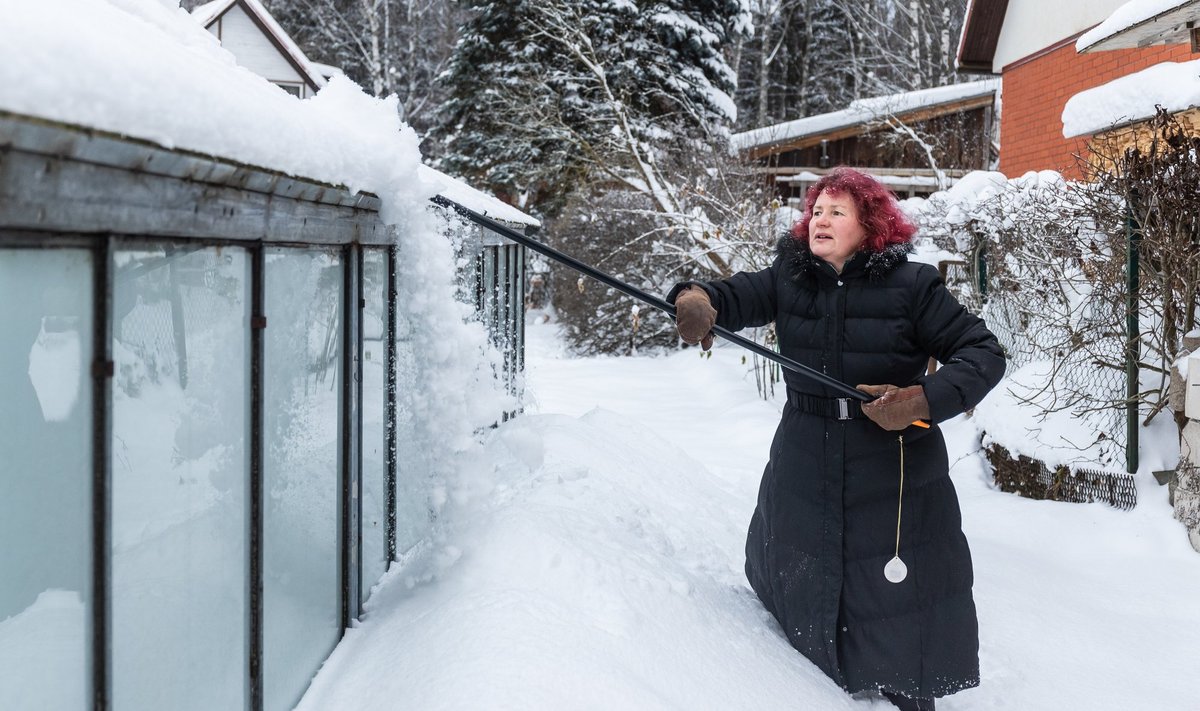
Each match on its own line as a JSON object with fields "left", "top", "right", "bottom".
{"left": 732, "top": 80, "right": 1000, "bottom": 158}
{"left": 1062, "top": 58, "right": 1200, "bottom": 136}
{"left": 1076, "top": 0, "right": 1200, "bottom": 52}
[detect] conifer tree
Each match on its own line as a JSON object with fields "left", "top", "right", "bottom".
{"left": 434, "top": 0, "right": 750, "bottom": 216}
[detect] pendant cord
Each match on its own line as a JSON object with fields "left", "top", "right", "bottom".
{"left": 894, "top": 435, "right": 905, "bottom": 559}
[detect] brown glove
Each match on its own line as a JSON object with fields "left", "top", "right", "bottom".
{"left": 857, "top": 384, "right": 931, "bottom": 431}
{"left": 673, "top": 286, "right": 716, "bottom": 350}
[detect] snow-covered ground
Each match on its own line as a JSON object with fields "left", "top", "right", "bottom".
{"left": 297, "top": 318, "right": 1200, "bottom": 711}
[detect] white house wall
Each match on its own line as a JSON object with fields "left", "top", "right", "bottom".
{"left": 993, "top": 0, "right": 1128, "bottom": 70}
{"left": 212, "top": 4, "right": 307, "bottom": 95}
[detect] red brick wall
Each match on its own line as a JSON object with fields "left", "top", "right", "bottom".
{"left": 999, "top": 40, "right": 1193, "bottom": 179}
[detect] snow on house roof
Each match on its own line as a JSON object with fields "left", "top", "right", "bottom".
{"left": 0, "top": 0, "right": 538, "bottom": 230}
{"left": 732, "top": 80, "right": 1000, "bottom": 153}
{"left": 310, "top": 60, "right": 345, "bottom": 82}
{"left": 192, "top": 0, "right": 326, "bottom": 92}
{"left": 1062, "top": 58, "right": 1200, "bottom": 137}
{"left": 1076, "top": 0, "right": 1199, "bottom": 52}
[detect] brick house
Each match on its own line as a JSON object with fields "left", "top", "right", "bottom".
{"left": 957, "top": 0, "right": 1196, "bottom": 178}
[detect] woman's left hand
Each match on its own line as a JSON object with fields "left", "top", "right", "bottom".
{"left": 857, "top": 384, "right": 931, "bottom": 431}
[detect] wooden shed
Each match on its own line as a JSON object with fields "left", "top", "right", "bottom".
{"left": 732, "top": 81, "right": 1000, "bottom": 203}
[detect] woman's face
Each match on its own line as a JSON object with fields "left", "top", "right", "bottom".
{"left": 809, "top": 190, "right": 867, "bottom": 272}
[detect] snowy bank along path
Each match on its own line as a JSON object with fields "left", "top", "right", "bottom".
{"left": 298, "top": 321, "right": 1200, "bottom": 711}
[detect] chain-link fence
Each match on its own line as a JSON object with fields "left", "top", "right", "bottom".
{"left": 937, "top": 235, "right": 1137, "bottom": 508}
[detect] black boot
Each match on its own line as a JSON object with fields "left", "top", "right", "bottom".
{"left": 882, "top": 690, "right": 935, "bottom": 711}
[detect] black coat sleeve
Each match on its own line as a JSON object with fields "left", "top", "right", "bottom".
{"left": 912, "top": 265, "right": 1007, "bottom": 423}
{"left": 666, "top": 255, "right": 781, "bottom": 333}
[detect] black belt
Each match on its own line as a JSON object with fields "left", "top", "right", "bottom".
{"left": 787, "top": 390, "right": 866, "bottom": 420}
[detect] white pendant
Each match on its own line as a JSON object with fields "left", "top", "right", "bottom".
{"left": 884, "top": 556, "right": 908, "bottom": 584}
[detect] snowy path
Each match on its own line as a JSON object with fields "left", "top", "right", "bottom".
{"left": 298, "top": 321, "right": 1200, "bottom": 711}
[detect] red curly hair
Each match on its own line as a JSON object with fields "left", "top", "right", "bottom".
{"left": 790, "top": 167, "right": 916, "bottom": 253}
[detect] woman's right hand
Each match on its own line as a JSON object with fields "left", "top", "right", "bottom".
{"left": 674, "top": 286, "right": 717, "bottom": 350}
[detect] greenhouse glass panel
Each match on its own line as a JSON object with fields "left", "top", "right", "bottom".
{"left": 0, "top": 248, "right": 93, "bottom": 711}
{"left": 361, "top": 249, "right": 388, "bottom": 602}
{"left": 263, "top": 248, "right": 343, "bottom": 711}
{"left": 111, "top": 246, "right": 250, "bottom": 711}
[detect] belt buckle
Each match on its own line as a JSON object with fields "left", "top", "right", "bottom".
{"left": 836, "top": 398, "right": 851, "bottom": 420}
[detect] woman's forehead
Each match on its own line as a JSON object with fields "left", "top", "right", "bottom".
{"left": 814, "top": 190, "right": 854, "bottom": 207}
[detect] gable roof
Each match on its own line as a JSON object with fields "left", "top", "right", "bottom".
{"left": 732, "top": 80, "right": 1000, "bottom": 159}
{"left": 192, "top": 0, "right": 326, "bottom": 93}
{"left": 1076, "top": 0, "right": 1200, "bottom": 52}
{"left": 957, "top": 0, "right": 1010, "bottom": 74}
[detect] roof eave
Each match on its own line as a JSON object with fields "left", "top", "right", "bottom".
{"left": 956, "top": 0, "right": 1009, "bottom": 73}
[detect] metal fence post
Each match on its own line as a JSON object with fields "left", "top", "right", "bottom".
{"left": 1126, "top": 204, "right": 1141, "bottom": 475}
{"left": 975, "top": 242, "right": 988, "bottom": 304}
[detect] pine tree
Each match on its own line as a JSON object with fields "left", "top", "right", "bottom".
{"left": 434, "top": 0, "right": 750, "bottom": 216}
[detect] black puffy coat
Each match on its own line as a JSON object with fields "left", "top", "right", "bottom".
{"left": 669, "top": 237, "right": 1005, "bottom": 700}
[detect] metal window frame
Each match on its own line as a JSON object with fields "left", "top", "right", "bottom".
{"left": 385, "top": 246, "right": 398, "bottom": 564}
{"left": 93, "top": 235, "right": 113, "bottom": 711}
{"left": 342, "top": 244, "right": 362, "bottom": 627}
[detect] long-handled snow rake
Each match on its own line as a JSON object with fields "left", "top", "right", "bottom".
{"left": 430, "top": 194, "right": 928, "bottom": 428}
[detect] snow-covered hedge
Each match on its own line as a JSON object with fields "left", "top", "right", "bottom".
{"left": 904, "top": 171, "right": 1130, "bottom": 472}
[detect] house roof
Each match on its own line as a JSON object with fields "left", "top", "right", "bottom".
{"left": 957, "top": 0, "right": 1010, "bottom": 73}
{"left": 732, "top": 80, "right": 1000, "bottom": 158}
{"left": 1076, "top": 0, "right": 1200, "bottom": 52}
{"left": 192, "top": 0, "right": 326, "bottom": 93}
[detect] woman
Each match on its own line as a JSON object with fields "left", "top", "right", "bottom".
{"left": 669, "top": 168, "right": 1004, "bottom": 711}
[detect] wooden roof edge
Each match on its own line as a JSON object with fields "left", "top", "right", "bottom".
{"left": 956, "top": 0, "right": 1009, "bottom": 73}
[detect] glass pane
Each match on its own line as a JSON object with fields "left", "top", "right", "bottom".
{"left": 394, "top": 274, "right": 429, "bottom": 558}
{"left": 264, "top": 249, "right": 342, "bottom": 711}
{"left": 361, "top": 250, "right": 388, "bottom": 601}
{"left": 111, "top": 246, "right": 249, "bottom": 711}
{"left": 0, "top": 249, "right": 92, "bottom": 711}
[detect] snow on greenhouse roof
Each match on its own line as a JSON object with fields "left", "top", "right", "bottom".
{"left": 1062, "top": 59, "right": 1200, "bottom": 137}
{"left": 0, "top": 0, "right": 535, "bottom": 229}
{"left": 418, "top": 166, "right": 539, "bottom": 227}
{"left": 1076, "top": 0, "right": 1199, "bottom": 53}
{"left": 732, "top": 80, "right": 1000, "bottom": 152}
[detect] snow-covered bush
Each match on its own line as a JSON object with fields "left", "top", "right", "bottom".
{"left": 907, "top": 170, "right": 1130, "bottom": 471}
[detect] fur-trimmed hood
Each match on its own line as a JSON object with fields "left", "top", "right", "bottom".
{"left": 776, "top": 234, "right": 913, "bottom": 283}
